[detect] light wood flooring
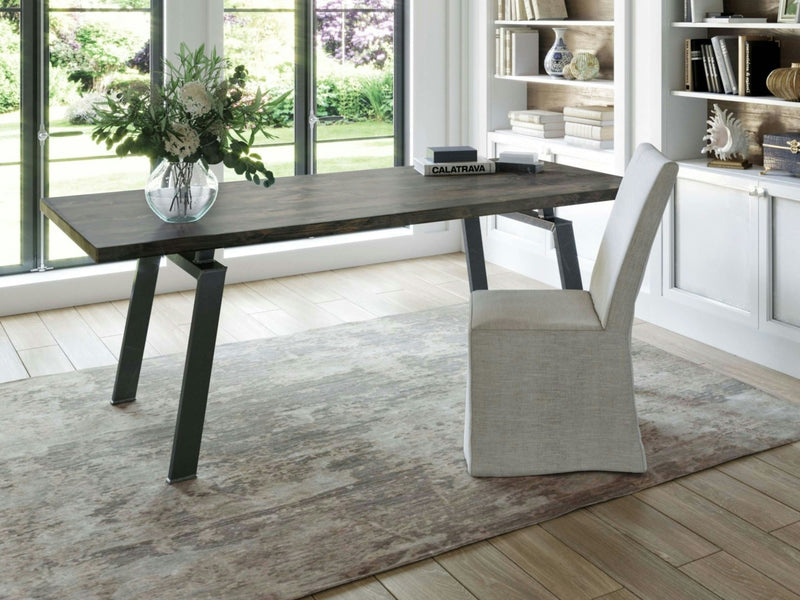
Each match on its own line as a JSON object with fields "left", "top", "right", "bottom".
{"left": 2, "top": 252, "right": 800, "bottom": 600}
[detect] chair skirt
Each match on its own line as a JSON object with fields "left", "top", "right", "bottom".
{"left": 465, "top": 328, "right": 647, "bottom": 477}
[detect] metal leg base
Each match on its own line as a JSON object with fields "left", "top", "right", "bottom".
{"left": 164, "top": 251, "right": 227, "bottom": 483}
{"left": 462, "top": 217, "right": 488, "bottom": 292}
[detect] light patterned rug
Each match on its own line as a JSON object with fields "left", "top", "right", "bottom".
{"left": 2, "top": 304, "right": 800, "bottom": 600}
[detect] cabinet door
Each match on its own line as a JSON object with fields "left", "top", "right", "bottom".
{"left": 770, "top": 192, "right": 800, "bottom": 328}
{"left": 671, "top": 178, "right": 755, "bottom": 312}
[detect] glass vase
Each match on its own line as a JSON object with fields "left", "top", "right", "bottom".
{"left": 144, "top": 158, "right": 218, "bottom": 223}
{"left": 544, "top": 27, "right": 572, "bottom": 77}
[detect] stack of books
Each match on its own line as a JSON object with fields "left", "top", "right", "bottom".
{"left": 508, "top": 109, "right": 564, "bottom": 138}
{"left": 413, "top": 146, "right": 495, "bottom": 176}
{"left": 563, "top": 105, "right": 614, "bottom": 150}
{"left": 685, "top": 36, "right": 779, "bottom": 96}
{"left": 497, "top": 0, "right": 567, "bottom": 21}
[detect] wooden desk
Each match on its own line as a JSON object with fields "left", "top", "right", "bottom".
{"left": 42, "top": 164, "right": 621, "bottom": 482}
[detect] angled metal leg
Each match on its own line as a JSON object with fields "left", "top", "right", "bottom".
{"left": 112, "top": 255, "right": 161, "bottom": 405}
{"left": 462, "top": 217, "right": 488, "bottom": 292}
{"left": 500, "top": 210, "right": 583, "bottom": 290}
{"left": 165, "top": 252, "right": 227, "bottom": 483}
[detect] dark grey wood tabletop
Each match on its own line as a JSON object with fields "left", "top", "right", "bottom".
{"left": 41, "top": 164, "right": 621, "bottom": 263}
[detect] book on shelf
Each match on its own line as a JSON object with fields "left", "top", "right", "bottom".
{"left": 507, "top": 109, "right": 563, "bottom": 124}
{"left": 531, "top": 0, "right": 567, "bottom": 19}
{"left": 564, "top": 122, "right": 614, "bottom": 141}
{"left": 509, "top": 118, "right": 565, "bottom": 132}
{"left": 711, "top": 35, "right": 738, "bottom": 94}
{"left": 737, "top": 35, "right": 773, "bottom": 96}
{"left": 744, "top": 39, "right": 780, "bottom": 96}
{"left": 414, "top": 157, "right": 496, "bottom": 176}
{"left": 511, "top": 30, "right": 539, "bottom": 75}
{"left": 496, "top": 28, "right": 539, "bottom": 76}
{"left": 426, "top": 145, "right": 478, "bottom": 163}
{"left": 690, "top": 0, "right": 723, "bottom": 23}
{"left": 685, "top": 38, "right": 709, "bottom": 92}
{"left": 564, "top": 115, "right": 613, "bottom": 126}
{"left": 511, "top": 126, "right": 564, "bottom": 138}
{"left": 701, "top": 44, "right": 721, "bottom": 93}
{"left": 704, "top": 16, "right": 767, "bottom": 23}
{"left": 562, "top": 105, "right": 614, "bottom": 121}
{"left": 563, "top": 135, "right": 614, "bottom": 150}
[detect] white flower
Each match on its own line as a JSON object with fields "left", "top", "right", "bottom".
{"left": 179, "top": 81, "right": 212, "bottom": 116}
{"left": 164, "top": 122, "right": 200, "bottom": 160}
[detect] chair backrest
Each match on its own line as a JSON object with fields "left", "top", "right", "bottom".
{"left": 589, "top": 143, "right": 678, "bottom": 332}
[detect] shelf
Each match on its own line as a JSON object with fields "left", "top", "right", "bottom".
{"left": 671, "top": 21, "right": 799, "bottom": 29}
{"left": 496, "top": 74, "right": 614, "bottom": 88}
{"left": 672, "top": 90, "right": 800, "bottom": 107}
{"left": 495, "top": 20, "right": 614, "bottom": 27}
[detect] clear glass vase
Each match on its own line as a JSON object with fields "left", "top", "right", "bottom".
{"left": 544, "top": 27, "right": 572, "bottom": 77}
{"left": 144, "top": 158, "right": 218, "bottom": 223}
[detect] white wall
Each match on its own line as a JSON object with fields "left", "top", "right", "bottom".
{"left": 0, "top": 0, "right": 466, "bottom": 317}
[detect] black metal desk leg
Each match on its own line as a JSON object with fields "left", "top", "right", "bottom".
{"left": 551, "top": 218, "right": 583, "bottom": 290}
{"left": 166, "top": 259, "right": 227, "bottom": 483}
{"left": 112, "top": 255, "right": 161, "bottom": 405}
{"left": 462, "top": 217, "right": 488, "bottom": 292}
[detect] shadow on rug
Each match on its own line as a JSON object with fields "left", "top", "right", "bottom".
{"left": 2, "top": 304, "right": 800, "bottom": 600}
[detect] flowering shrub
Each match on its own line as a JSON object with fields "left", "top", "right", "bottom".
{"left": 316, "top": 0, "right": 394, "bottom": 68}
{"left": 91, "top": 44, "right": 287, "bottom": 187}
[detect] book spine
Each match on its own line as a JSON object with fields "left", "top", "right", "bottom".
{"left": 563, "top": 116, "right": 613, "bottom": 126}
{"left": 497, "top": 0, "right": 504, "bottom": 20}
{"left": 523, "top": 0, "right": 534, "bottom": 20}
{"left": 507, "top": 111, "right": 562, "bottom": 124}
{"left": 720, "top": 38, "right": 737, "bottom": 94}
{"left": 562, "top": 107, "right": 613, "bottom": 120}
{"left": 711, "top": 36, "right": 731, "bottom": 94}
{"left": 504, "top": 29, "right": 511, "bottom": 75}
{"left": 414, "top": 159, "right": 496, "bottom": 176}
{"left": 685, "top": 38, "right": 692, "bottom": 90}
{"left": 744, "top": 42, "right": 751, "bottom": 95}
{"left": 511, "top": 126, "right": 564, "bottom": 138}
{"left": 564, "top": 122, "right": 613, "bottom": 140}
{"left": 509, "top": 119, "right": 565, "bottom": 131}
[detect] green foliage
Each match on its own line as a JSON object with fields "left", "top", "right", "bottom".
{"left": 360, "top": 71, "right": 393, "bottom": 121}
{"left": 0, "top": 18, "right": 18, "bottom": 112}
{"left": 49, "top": 14, "right": 144, "bottom": 91}
{"left": 91, "top": 43, "right": 288, "bottom": 188}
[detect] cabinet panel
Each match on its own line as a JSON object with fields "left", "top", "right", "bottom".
{"left": 673, "top": 178, "right": 752, "bottom": 310}
{"left": 772, "top": 196, "right": 800, "bottom": 327}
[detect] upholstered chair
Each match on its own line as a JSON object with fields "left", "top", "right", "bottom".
{"left": 464, "top": 143, "right": 679, "bottom": 477}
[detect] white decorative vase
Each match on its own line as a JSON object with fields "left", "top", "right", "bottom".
{"left": 543, "top": 27, "right": 572, "bottom": 77}
{"left": 144, "top": 158, "right": 218, "bottom": 223}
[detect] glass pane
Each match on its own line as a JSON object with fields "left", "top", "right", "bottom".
{"left": 314, "top": 1, "right": 394, "bottom": 173}
{"left": 223, "top": 3, "right": 294, "bottom": 183}
{"left": 46, "top": 5, "right": 151, "bottom": 261}
{"left": 0, "top": 8, "right": 21, "bottom": 269}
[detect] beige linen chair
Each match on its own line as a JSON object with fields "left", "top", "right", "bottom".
{"left": 464, "top": 143, "right": 679, "bottom": 477}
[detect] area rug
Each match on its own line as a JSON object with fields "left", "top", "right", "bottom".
{"left": 2, "top": 305, "right": 800, "bottom": 600}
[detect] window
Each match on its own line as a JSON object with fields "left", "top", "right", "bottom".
{"left": 222, "top": 0, "right": 404, "bottom": 179}
{"left": 0, "top": 0, "right": 162, "bottom": 275}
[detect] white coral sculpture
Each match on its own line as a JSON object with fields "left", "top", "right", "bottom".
{"left": 701, "top": 103, "right": 750, "bottom": 161}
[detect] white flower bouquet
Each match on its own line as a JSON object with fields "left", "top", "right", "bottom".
{"left": 91, "top": 43, "right": 287, "bottom": 188}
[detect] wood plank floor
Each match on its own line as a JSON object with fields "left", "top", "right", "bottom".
{"left": 2, "top": 252, "right": 800, "bottom": 600}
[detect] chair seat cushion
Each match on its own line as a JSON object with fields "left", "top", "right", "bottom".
{"left": 471, "top": 289, "right": 603, "bottom": 331}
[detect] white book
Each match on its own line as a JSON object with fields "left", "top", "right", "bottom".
{"left": 509, "top": 119, "right": 565, "bottom": 131}
{"left": 511, "top": 126, "right": 564, "bottom": 138}
{"left": 564, "top": 135, "right": 614, "bottom": 149}
{"left": 511, "top": 30, "right": 539, "bottom": 76}
{"left": 564, "top": 122, "right": 614, "bottom": 140}
{"left": 710, "top": 35, "right": 733, "bottom": 94}
{"left": 413, "top": 157, "right": 496, "bottom": 176}
{"left": 563, "top": 105, "right": 614, "bottom": 121}
{"left": 507, "top": 109, "right": 563, "bottom": 124}
{"left": 563, "top": 116, "right": 613, "bottom": 126}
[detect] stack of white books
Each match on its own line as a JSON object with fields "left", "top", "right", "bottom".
{"left": 507, "top": 109, "right": 564, "bottom": 139}
{"left": 563, "top": 105, "right": 614, "bottom": 149}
